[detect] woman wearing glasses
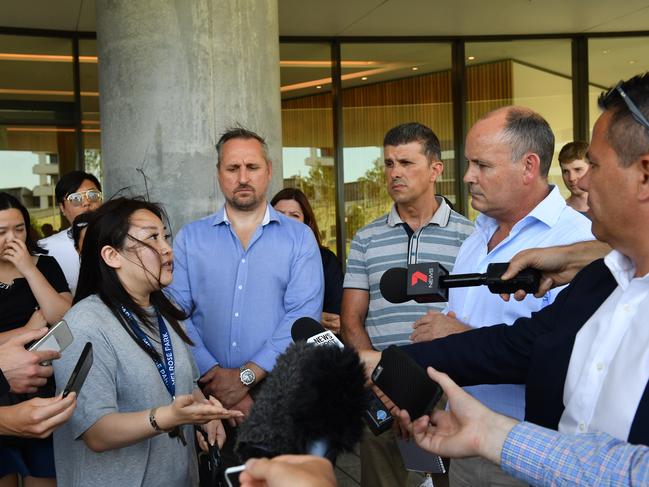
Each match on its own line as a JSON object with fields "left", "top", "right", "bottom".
{"left": 53, "top": 197, "right": 241, "bottom": 486}
{"left": 0, "top": 192, "right": 72, "bottom": 487}
{"left": 39, "top": 171, "right": 103, "bottom": 295}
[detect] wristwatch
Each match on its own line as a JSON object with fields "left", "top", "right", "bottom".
{"left": 239, "top": 365, "right": 256, "bottom": 387}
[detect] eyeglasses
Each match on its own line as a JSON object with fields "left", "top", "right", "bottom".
{"left": 66, "top": 189, "right": 103, "bottom": 207}
{"left": 614, "top": 82, "right": 649, "bottom": 132}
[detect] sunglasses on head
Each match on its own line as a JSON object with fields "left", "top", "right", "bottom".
{"left": 613, "top": 81, "right": 649, "bottom": 132}
{"left": 66, "top": 189, "right": 103, "bottom": 207}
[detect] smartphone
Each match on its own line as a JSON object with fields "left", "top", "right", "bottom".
{"left": 62, "top": 342, "right": 93, "bottom": 398}
{"left": 224, "top": 464, "right": 245, "bottom": 487}
{"left": 371, "top": 345, "right": 443, "bottom": 419}
{"left": 28, "top": 320, "right": 74, "bottom": 354}
{"left": 364, "top": 389, "right": 394, "bottom": 435}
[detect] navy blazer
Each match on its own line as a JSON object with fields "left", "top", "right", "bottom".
{"left": 403, "top": 258, "right": 649, "bottom": 445}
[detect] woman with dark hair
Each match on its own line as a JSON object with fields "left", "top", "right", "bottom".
{"left": 52, "top": 197, "right": 241, "bottom": 486}
{"left": 0, "top": 192, "right": 72, "bottom": 487}
{"left": 271, "top": 188, "right": 344, "bottom": 333}
{"left": 70, "top": 211, "right": 93, "bottom": 254}
{"left": 39, "top": 171, "right": 103, "bottom": 294}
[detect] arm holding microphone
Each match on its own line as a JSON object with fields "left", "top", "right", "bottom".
{"left": 500, "top": 240, "right": 611, "bottom": 301}
{"left": 399, "top": 367, "right": 649, "bottom": 487}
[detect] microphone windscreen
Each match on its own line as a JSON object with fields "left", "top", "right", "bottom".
{"left": 379, "top": 267, "right": 410, "bottom": 303}
{"left": 235, "top": 342, "right": 366, "bottom": 461}
{"left": 291, "top": 317, "right": 325, "bottom": 342}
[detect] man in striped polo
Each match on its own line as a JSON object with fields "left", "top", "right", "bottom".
{"left": 341, "top": 122, "right": 474, "bottom": 487}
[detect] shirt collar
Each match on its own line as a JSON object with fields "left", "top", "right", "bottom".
{"left": 475, "top": 185, "right": 565, "bottom": 234}
{"left": 604, "top": 249, "right": 649, "bottom": 289}
{"left": 387, "top": 196, "right": 451, "bottom": 228}
{"left": 213, "top": 204, "right": 275, "bottom": 226}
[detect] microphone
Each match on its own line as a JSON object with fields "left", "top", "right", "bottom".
{"left": 235, "top": 341, "right": 366, "bottom": 462}
{"left": 380, "top": 262, "right": 541, "bottom": 303}
{"left": 291, "top": 316, "right": 345, "bottom": 348}
{"left": 292, "top": 317, "right": 394, "bottom": 436}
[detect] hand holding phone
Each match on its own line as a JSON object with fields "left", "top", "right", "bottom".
{"left": 371, "top": 345, "right": 442, "bottom": 419}
{"left": 224, "top": 464, "right": 244, "bottom": 487}
{"left": 28, "top": 320, "right": 74, "bottom": 354}
{"left": 62, "top": 342, "right": 93, "bottom": 398}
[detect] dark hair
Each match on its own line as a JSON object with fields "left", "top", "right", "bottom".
{"left": 383, "top": 122, "right": 442, "bottom": 162}
{"left": 75, "top": 197, "right": 191, "bottom": 361}
{"left": 55, "top": 171, "right": 102, "bottom": 205}
{"left": 271, "top": 188, "right": 322, "bottom": 246}
{"left": 558, "top": 141, "right": 589, "bottom": 165}
{"left": 71, "top": 211, "right": 94, "bottom": 251}
{"left": 598, "top": 73, "right": 649, "bottom": 167}
{"left": 499, "top": 107, "right": 555, "bottom": 177}
{"left": 0, "top": 192, "right": 47, "bottom": 255}
{"left": 216, "top": 126, "right": 269, "bottom": 166}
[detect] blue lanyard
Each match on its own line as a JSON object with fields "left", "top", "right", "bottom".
{"left": 119, "top": 306, "right": 176, "bottom": 398}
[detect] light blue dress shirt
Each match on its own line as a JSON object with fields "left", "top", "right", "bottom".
{"left": 168, "top": 205, "right": 324, "bottom": 374}
{"left": 502, "top": 421, "right": 649, "bottom": 486}
{"left": 447, "top": 186, "right": 593, "bottom": 420}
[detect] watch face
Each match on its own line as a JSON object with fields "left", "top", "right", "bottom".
{"left": 240, "top": 368, "right": 255, "bottom": 386}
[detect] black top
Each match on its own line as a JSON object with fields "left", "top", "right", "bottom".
{"left": 0, "top": 371, "right": 8, "bottom": 396}
{"left": 320, "top": 247, "right": 343, "bottom": 315}
{"left": 0, "top": 255, "right": 69, "bottom": 333}
{"left": 401, "top": 259, "right": 649, "bottom": 445}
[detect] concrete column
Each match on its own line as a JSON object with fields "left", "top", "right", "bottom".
{"left": 95, "top": 0, "right": 282, "bottom": 232}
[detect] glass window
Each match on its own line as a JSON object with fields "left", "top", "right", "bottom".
{"left": 280, "top": 43, "right": 336, "bottom": 251}
{"left": 588, "top": 37, "right": 649, "bottom": 134}
{"left": 465, "top": 39, "right": 573, "bottom": 218}
{"left": 340, "top": 42, "right": 454, "bottom": 250}
{"left": 80, "top": 39, "right": 102, "bottom": 183}
{"left": 0, "top": 34, "right": 77, "bottom": 234}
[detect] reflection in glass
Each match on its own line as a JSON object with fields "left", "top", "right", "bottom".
{"left": 0, "top": 35, "right": 77, "bottom": 234}
{"left": 280, "top": 43, "right": 337, "bottom": 252}
{"left": 465, "top": 40, "right": 572, "bottom": 218}
{"left": 341, "top": 43, "right": 454, "bottom": 246}
{"left": 588, "top": 37, "right": 649, "bottom": 138}
{"left": 80, "top": 39, "right": 102, "bottom": 183}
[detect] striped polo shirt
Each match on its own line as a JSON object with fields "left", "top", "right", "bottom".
{"left": 344, "top": 197, "right": 474, "bottom": 350}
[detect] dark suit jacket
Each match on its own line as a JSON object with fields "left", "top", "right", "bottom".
{"left": 403, "top": 258, "right": 649, "bottom": 445}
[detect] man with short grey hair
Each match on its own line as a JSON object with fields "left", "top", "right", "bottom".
{"left": 410, "top": 106, "right": 593, "bottom": 487}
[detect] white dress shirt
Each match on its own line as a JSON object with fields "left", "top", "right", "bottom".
{"left": 39, "top": 230, "right": 78, "bottom": 294}
{"left": 560, "top": 250, "right": 649, "bottom": 440}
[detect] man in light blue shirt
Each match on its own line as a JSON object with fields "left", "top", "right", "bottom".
{"left": 410, "top": 107, "right": 593, "bottom": 487}
{"left": 168, "top": 128, "right": 323, "bottom": 420}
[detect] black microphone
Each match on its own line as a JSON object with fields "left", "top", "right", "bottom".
{"left": 380, "top": 262, "right": 541, "bottom": 303}
{"left": 235, "top": 341, "right": 366, "bottom": 462}
{"left": 292, "top": 317, "right": 394, "bottom": 436}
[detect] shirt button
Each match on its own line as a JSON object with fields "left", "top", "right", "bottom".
{"left": 578, "top": 423, "right": 586, "bottom": 432}
{"left": 596, "top": 362, "right": 604, "bottom": 371}
{"left": 623, "top": 304, "right": 631, "bottom": 312}
{"left": 238, "top": 285, "right": 243, "bottom": 290}
{"left": 232, "top": 341, "right": 237, "bottom": 347}
{"left": 234, "top": 312, "right": 239, "bottom": 317}
{"left": 241, "top": 258, "right": 246, "bottom": 263}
